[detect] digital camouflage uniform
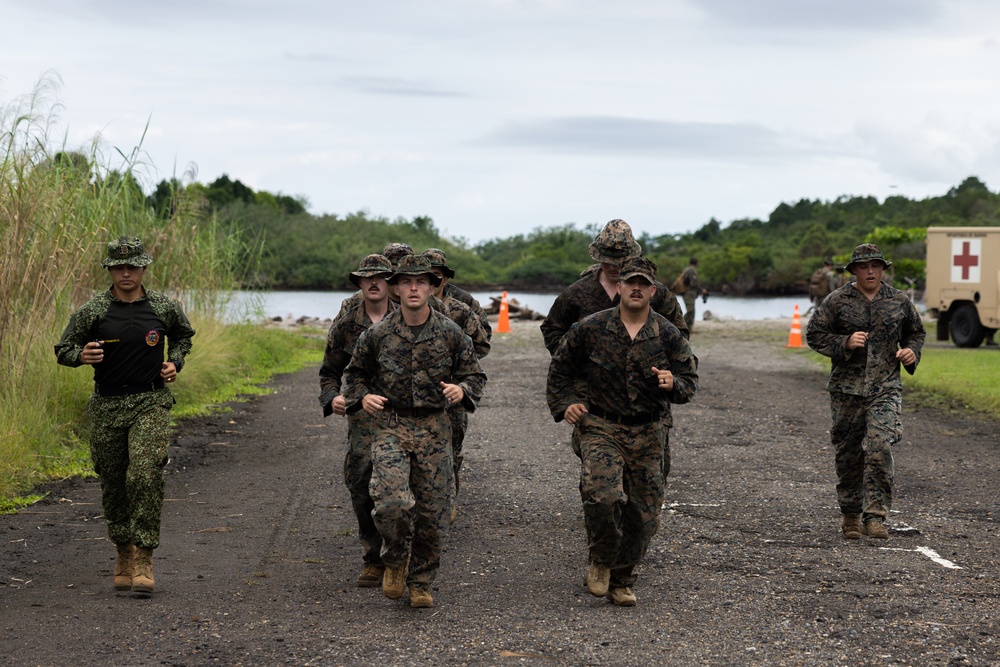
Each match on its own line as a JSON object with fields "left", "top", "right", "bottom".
{"left": 540, "top": 220, "right": 688, "bottom": 483}
{"left": 422, "top": 247, "right": 491, "bottom": 492}
{"left": 344, "top": 304, "right": 486, "bottom": 589}
{"left": 443, "top": 281, "right": 492, "bottom": 342}
{"left": 434, "top": 293, "right": 489, "bottom": 490}
{"left": 547, "top": 303, "right": 698, "bottom": 589}
{"left": 806, "top": 245, "right": 925, "bottom": 526}
{"left": 681, "top": 263, "right": 699, "bottom": 330}
{"left": 54, "top": 286, "right": 195, "bottom": 550}
{"left": 319, "top": 255, "right": 397, "bottom": 569}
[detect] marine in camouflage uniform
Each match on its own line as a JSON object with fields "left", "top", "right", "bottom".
{"left": 423, "top": 248, "right": 490, "bottom": 501}
{"left": 540, "top": 219, "right": 687, "bottom": 482}
{"left": 334, "top": 242, "right": 415, "bottom": 319}
{"left": 547, "top": 257, "right": 698, "bottom": 606}
{"left": 343, "top": 255, "right": 487, "bottom": 608}
{"left": 680, "top": 258, "right": 702, "bottom": 331}
{"left": 319, "top": 254, "right": 396, "bottom": 587}
{"left": 806, "top": 244, "right": 925, "bottom": 540}
{"left": 54, "top": 237, "right": 195, "bottom": 595}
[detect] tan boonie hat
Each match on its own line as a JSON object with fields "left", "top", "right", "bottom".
{"left": 421, "top": 248, "right": 456, "bottom": 278}
{"left": 349, "top": 254, "right": 394, "bottom": 287}
{"left": 389, "top": 255, "right": 442, "bottom": 287}
{"left": 102, "top": 236, "right": 153, "bottom": 268}
{"left": 619, "top": 256, "right": 657, "bottom": 284}
{"left": 846, "top": 243, "right": 892, "bottom": 274}
{"left": 382, "top": 243, "right": 414, "bottom": 267}
{"left": 589, "top": 219, "right": 642, "bottom": 265}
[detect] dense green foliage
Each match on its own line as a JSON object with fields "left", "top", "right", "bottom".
{"left": 149, "top": 173, "right": 1000, "bottom": 293}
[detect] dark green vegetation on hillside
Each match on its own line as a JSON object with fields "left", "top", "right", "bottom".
{"left": 145, "top": 173, "right": 998, "bottom": 295}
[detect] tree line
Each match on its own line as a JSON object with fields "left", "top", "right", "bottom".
{"left": 142, "top": 173, "right": 1000, "bottom": 295}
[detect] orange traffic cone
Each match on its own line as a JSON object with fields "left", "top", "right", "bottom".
{"left": 786, "top": 304, "right": 803, "bottom": 348}
{"left": 497, "top": 290, "right": 511, "bottom": 334}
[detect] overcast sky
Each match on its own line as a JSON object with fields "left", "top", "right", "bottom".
{"left": 3, "top": 0, "right": 999, "bottom": 244}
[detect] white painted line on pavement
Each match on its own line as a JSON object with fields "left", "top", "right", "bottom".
{"left": 881, "top": 546, "right": 963, "bottom": 570}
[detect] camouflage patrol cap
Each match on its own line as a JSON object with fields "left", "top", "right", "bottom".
{"left": 589, "top": 219, "right": 642, "bottom": 265}
{"left": 349, "top": 254, "right": 394, "bottom": 287}
{"left": 421, "top": 248, "right": 456, "bottom": 278}
{"left": 382, "top": 243, "right": 414, "bottom": 267}
{"left": 619, "top": 256, "right": 657, "bottom": 285}
{"left": 388, "top": 254, "right": 442, "bottom": 287}
{"left": 845, "top": 243, "right": 892, "bottom": 274}
{"left": 102, "top": 236, "right": 153, "bottom": 268}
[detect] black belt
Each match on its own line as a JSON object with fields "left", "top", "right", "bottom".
{"left": 588, "top": 406, "right": 660, "bottom": 426}
{"left": 95, "top": 378, "right": 165, "bottom": 397}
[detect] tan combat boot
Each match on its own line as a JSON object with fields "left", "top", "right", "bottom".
{"left": 131, "top": 546, "right": 155, "bottom": 594}
{"left": 841, "top": 514, "right": 862, "bottom": 540}
{"left": 607, "top": 587, "right": 637, "bottom": 607}
{"left": 382, "top": 557, "right": 408, "bottom": 600}
{"left": 862, "top": 520, "right": 889, "bottom": 539}
{"left": 585, "top": 563, "right": 610, "bottom": 597}
{"left": 409, "top": 586, "right": 434, "bottom": 608}
{"left": 357, "top": 564, "right": 385, "bottom": 588}
{"left": 113, "top": 543, "right": 135, "bottom": 591}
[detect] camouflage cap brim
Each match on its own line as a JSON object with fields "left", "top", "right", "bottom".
{"left": 102, "top": 253, "right": 153, "bottom": 268}
{"left": 588, "top": 240, "right": 642, "bottom": 265}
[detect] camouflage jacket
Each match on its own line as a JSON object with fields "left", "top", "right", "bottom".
{"left": 547, "top": 307, "right": 698, "bottom": 425}
{"left": 319, "top": 301, "right": 397, "bottom": 417}
{"left": 806, "top": 281, "right": 926, "bottom": 396}
{"left": 443, "top": 282, "right": 492, "bottom": 341}
{"left": 54, "top": 287, "right": 195, "bottom": 385}
{"left": 344, "top": 308, "right": 487, "bottom": 414}
{"left": 438, "top": 294, "right": 490, "bottom": 359}
{"left": 541, "top": 270, "right": 688, "bottom": 354}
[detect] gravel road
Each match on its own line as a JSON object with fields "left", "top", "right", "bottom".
{"left": 2, "top": 318, "right": 998, "bottom": 666}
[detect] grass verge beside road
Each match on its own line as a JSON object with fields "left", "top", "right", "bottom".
{"left": 0, "top": 324, "right": 324, "bottom": 512}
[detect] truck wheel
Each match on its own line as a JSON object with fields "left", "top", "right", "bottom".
{"left": 950, "top": 304, "right": 985, "bottom": 347}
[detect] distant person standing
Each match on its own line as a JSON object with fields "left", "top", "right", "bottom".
{"left": 677, "top": 257, "right": 707, "bottom": 331}
{"left": 344, "top": 255, "right": 486, "bottom": 608}
{"left": 547, "top": 257, "right": 698, "bottom": 606}
{"left": 319, "top": 254, "right": 395, "bottom": 588}
{"left": 806, "top": 244, "right": 925, "bottom": 541}
{"left": 54, "top": 236, "right": 195, "bottom": 595}
{"left": 808, "top": 259, "right": 837, "bottom": 310}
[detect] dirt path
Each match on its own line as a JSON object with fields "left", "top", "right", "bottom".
{"left": 2, "top": 319, "right": 998, "bottom": 666}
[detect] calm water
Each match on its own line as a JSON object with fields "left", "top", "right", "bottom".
{"left": 229, "top": 290, "right": 814, "bottom": 322}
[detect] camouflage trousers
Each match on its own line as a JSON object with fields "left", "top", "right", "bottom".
{"left": 448, "top": 404, "right": 468, "bottom": 494}
{"left": 369, "top": 410, "right": 454, "bottom": 588}
{"left": 87, "top": 388, "right": 174, "bottom": 549}
{"left": 573, "top": 423, "right": 671, "bottom": 482}
{"left": 829, "top": 390, "right": 901, "bottom": 522}
{"left": 577, "top": 415, "right": 665, "bottom": 588}
{"left": 344, "top": 411, "right": 382, "bottom": 566}
{"left": 683, "top": 292, "right": 697, "bottom": 330}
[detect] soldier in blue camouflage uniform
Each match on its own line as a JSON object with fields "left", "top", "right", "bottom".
{"left": 344, "top": 255, "right": 487, "bottom": 608}
{"left": 541, "top": 219, "right": 688, "bottom": 484}
{"left": 319, "top": 254, "right": 396, "bottom": 588}
{"left": 806, "top": 244, "right": 925, "bottom": 540}
{"left": 422, "top": 248, "right": 490, "bottom": 517}
{"left": 547, "top": 257, "right": 698, "bottom": 606}
{"left": 54, "top": 236, "right": 195, "bottom": 595}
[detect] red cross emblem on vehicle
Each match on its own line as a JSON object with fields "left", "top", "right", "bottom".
{"left": 951, "top": 238, "right": 981, "bottom": 283}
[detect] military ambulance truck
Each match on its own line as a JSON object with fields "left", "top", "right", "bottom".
{"left": 924, "top": 226, "right": 1000, "bottom": 347}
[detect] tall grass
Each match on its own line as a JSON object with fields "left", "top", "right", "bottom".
{"left": 0, "top": 76, "right": 264, "bottom": 498}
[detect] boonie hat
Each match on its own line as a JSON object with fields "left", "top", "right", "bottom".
{"left": 619, "top": 257, "right": 657, "bottom": 284}
{"left": 589, "top": 219, "right": 642, "bottom": 265}
{"left": 846, "top": 243, "right": 892, "bottom": 274}
{"left": 421, "top": 248, "right": 456, "bottom": 278}
{"left": 389, "top": 255, "right": 442, "bottom": 287}
{"left": 102, "top": 236, "right": 153, "bottom": 268}
{"left": 382, "top": 243, "right": 414, "bottom": 267}
{"left": 349, "top": 254, "right": 394, "bottom": 287}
